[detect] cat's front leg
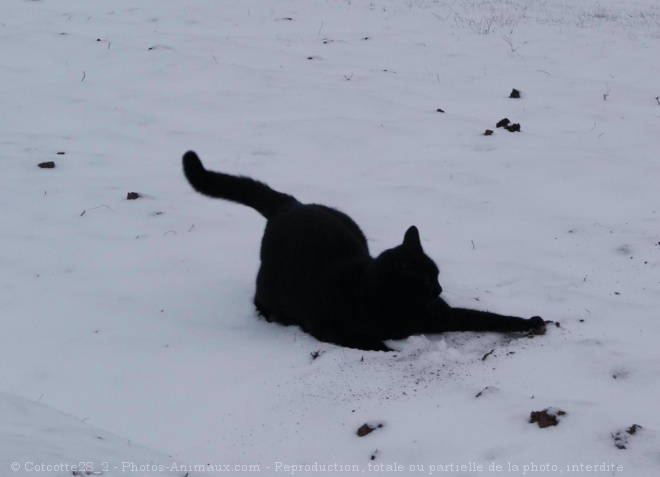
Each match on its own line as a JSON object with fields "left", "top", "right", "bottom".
{"left": 422, "top": 299, "right": 545, "bottom": 334}
{"left": 450, "top": 308, "right": 545, "bottom": 333}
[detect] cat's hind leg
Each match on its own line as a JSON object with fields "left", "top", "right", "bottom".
{"left": 254, "top": 293, "right": 298, "bottom": 326}
{"left": 254, "top": 295, "right": 274, "bottom": 322}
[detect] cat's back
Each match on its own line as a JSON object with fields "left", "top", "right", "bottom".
{"left": 261, "top": 203, "right": 369, "bottom": 261}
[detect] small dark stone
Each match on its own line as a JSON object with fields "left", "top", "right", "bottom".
{"left": 56, "top": 151, "right": 66, "bottom": 155}
{"left": 510, "top": 88, "right": 521, "bottom": 98}
{"left": 484, "top": 129, "right": 494, "bottom": 136}
{"left": 504, "top": 123, "right": 521, "bottom": 132}
{"left": 496, "top": 118, "right": 510, "bottom": 128}
{"left": 530, "top": 408, "right": 566, "bottom": 428}
{"left": 436, "top": 108, "right": 445, "bottom": 113}
{"left": 38, "top": 161, "right": 56, "bottom": 169}
{"left": 357, "top": 423, "right": 383, "bottom": 437}
{"left": 126, "top": 192, "right": 140, "bottom": 200}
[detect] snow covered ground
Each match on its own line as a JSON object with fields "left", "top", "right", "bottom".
{"left": 2, "top": 0, "right": 659, "bottom": 475}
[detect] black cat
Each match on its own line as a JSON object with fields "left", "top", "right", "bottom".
{"left": 183, "top": 151, "right": 545, "bottom": 351}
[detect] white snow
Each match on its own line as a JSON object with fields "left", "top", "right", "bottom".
{"left": 2, "top": 0, "right": 660, "bottom": 475}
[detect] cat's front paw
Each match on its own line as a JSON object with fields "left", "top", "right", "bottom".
{"left": 528, "top": 316, "right": 546, "bottom": 335}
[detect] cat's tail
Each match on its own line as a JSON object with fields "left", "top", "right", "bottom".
{"left": 182, "top": 151, "right": 298, "bottom": 220}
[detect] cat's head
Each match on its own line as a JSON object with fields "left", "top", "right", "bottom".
{"left": 375, "top": 226, "right": 442, "bottom": 303}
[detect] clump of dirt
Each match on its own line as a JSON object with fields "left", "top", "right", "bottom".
{"left": 38, "top": 161, "right": 56, "bottom": 169}
{"left": 126, "top": 192, "right": 140, "bottom": 200}
{"left": 510, "top": 88, "right": 521, "bottom": 98}
{"left": 495, "top": 118, "right": 521, "bottom": 132}
{"left": 613, "top": 424, "right": 642, "bottom": 449}
{"left": 530, "top": 408, "right": 566, "bottom": 428}
{"left": 357, "top": 423, "right": 383, "bottom": 437}
{"left": 484, "top": 129, "right": 494, "bottom": 136}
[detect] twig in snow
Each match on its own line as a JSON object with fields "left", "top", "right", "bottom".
{"left": 81, "top": 70, "right": 86, "bottom": 82}
{"left": 603, "top": 84, "right": 611, "bottom": 101}
{"left": 431, "top": 12, "right": 444, "bottom": 22}
{"left": 501, "top": 35, "right": 520, "bottom": 56}
{"left": 482, "top": 349, "right": 495, "bottom": 361}
{"left": 80, "top": 205, "right": 114, "bottom": 216}
{"left": 655, "top": 96, "right": 660, "bottom": 105}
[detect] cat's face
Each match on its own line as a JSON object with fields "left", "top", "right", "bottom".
{"left": 393, "top": 250, "right": 442, "bottom": 301}
{"left": 378, "top": 226, "right": 442, "bottom": 303}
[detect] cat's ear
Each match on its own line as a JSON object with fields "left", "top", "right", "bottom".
{"left": 402, "top": 225, "right": 423, "bottom": 253}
